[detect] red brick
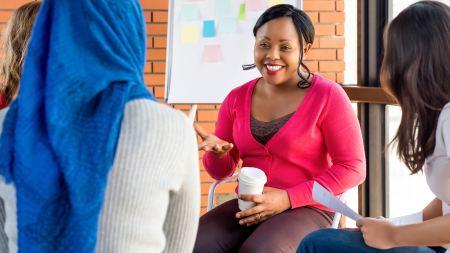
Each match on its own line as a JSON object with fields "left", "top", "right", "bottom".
{"left": 319, "top": 37, "right": 345, "bottom": 48}
{"left": 321, "top": 72, "right": 336, "bottom": 82}
{"left": 336, "top": 24, "right": 344, "bottom": 36}
{"left": 143, "top": 11, "right": 152, "bottom": 23}
{"left": 153, "top": 62, "right": 166, "bottom": 73}
{"left": 146, "top": 23, "right": 167, "bottom": 35}
{"left": 153, "top": 86, "right": 166, "bottom": 98}
{"left": 152, "top": 11, "right": 168, "bottom": 23}
{"left": 153, "top": 37, "right": 167, "bottom": 48}
{"left": 304, "top": 60, "right": 318, "bottom": 72}
{"left": 319, "top": 61, "right": 345, "bottom": 72}
{"left": 336, "top": 72, "right": 344, "bottom": 83}
{"left": 0, "top": 11, "right": 13, "bottom": 23}
{"left": 305, "top": 12, "right": 318, "bottom": 23}
{"left": 303, "top": 1, "right": 335, "bottom": 11}
{"left": 144, "top": 62, "right": 152, "bottom": 73}
{"left": 307, "top": 49, "right": 336, "bottom": 60}
{"left": 144, "top": 74, "right": 166, "bottom": 85}
{"left": 314, "top": 24, "right": 335, "bottom": 36}
{"left": 337, "top": 49, "right": 344, "bottom": 60}
{"left": 140, "top": 0, "right": 168, "bottom": 10}
{"left": 147, "top": 49, "right": 166, "bottom": 60}
{"left": 198, "top": 110, "right": 218, "bottom": 122}
{"left": 319, "top": 12, "right": 345, "bottom": 23}
{"left": 1, "top": 0, "right": 32, "bottom": 9}
{"left": 336, "top": 1, "right": 345, "bottom": 11}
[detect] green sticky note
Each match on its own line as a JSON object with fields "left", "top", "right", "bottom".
{"left": 218, "top": 18, "right": 237, "bottom": 34}
{"left": 215, "top": 0, "right": 233, "bottom": 18}
{"left": 239, "top": 3, "right": 246, "bottom": 20}
{"left": 181, "top": 4, "right": 200, "bottom": 22}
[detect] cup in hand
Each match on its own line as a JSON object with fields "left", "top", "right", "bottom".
{"left": 238, "top": 167, "right": 267, "bottom": 211}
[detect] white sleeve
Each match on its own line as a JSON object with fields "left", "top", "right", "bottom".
{"left": 442, "top": 118, "right": 450, "bottom": 158}
{"left": 162, "top": 117, "right": 200, "bottom": 253}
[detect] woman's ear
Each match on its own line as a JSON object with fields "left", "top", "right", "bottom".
{"left": 303, "top": 43, "right": 312, "bottom": 57}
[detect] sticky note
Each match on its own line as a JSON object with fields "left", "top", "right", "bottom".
{"left": 218, "top": 18, "right": 237, "bottom": 34}
{"left": 239, "top": 3, "right": 246, "bottom": 20}
{"left": 181, "top": 4, "right": 200, "bottom": 21}
{"left": 246, "top": 0, "right": 265, "bottom": 11}
{"left": 203, "top": 20, "right": 216, "bottom": 38}
{"left": 267, "top": 0, "right": 287, "bottom": 7}
{"left": 215, "top": 0, "right": 233, "bottom": 18}
{"left": 202, "top": 44, "right": 224, "bottom": 63}
{"left": 181, "top": 25, "right": 199, "bottom": 44}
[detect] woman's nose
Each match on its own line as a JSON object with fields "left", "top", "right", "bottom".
{"left": 266, "top": 48, "right": 280, "bottom": 60}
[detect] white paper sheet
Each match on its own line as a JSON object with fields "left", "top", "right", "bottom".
{"left": 312, "top": 182, "right": 362, "bottom": 221}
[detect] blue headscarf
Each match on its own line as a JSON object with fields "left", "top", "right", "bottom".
{"left": 0, "top": 0, "right": 154, "bottom": 251}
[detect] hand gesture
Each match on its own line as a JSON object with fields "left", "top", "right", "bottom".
{"left": 356, "top": 217, "right": 397, "bottom": 249}
{"left": 194, "top": 123, "right": 234, "bottom": 157}
{"left": 235, "top": 187, "right": 291, "bottom": 226}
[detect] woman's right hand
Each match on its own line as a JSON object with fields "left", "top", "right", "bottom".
{"left": 194, "top": 123, "right": 234, "bottom": 157}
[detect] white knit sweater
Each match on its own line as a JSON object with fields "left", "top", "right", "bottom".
{"left": 0, "top": 99, "right": 200, "bottom": 253}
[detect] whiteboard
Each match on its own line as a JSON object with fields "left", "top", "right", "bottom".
{"left": 165, "top": 0, "right": 302, "bottom": 104}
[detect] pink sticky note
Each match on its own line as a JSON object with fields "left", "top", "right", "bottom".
{"left": 202, "top": 44, "right": 224, "bottom": 63}
{"left": 246, "top": 0, "right": 265, "bottom": 11}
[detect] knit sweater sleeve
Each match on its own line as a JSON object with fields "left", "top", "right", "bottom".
{"left": 286, "top": 84, "right": 366, "bottom": 208}
{"left": 96, "top": 100, "right": 200, "bottom": 253}
{"left": 203, "top": 91, "right": 240, "bottom": 180}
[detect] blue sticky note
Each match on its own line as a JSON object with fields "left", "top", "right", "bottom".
{"left": 181, "top": 4, "right": 200, "bottom": 21}
{"left": 203, "top": 20, "right": 216, "bottom": 38}
{"left": 215, "top": 0, "right": 233, "bottom": 18}
{"left": 218, "top": 18, "right": 237, "bottom": 34}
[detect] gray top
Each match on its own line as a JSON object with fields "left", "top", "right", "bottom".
{"left": 251, "top": 112, "right": 294, "bottom": 145}
{"left": 0, "top": 100, "right": 200, "bottom": 253}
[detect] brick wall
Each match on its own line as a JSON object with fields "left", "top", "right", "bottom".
{"left": 0, "top": 0, "right": 345, "bottom": 215}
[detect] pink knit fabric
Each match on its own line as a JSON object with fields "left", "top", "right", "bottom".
{"left": 204, "top": 74, "right": 366, "bottom": 210}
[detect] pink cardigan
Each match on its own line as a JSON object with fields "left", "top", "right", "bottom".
{"left": 204, "top": 75, "right": 366, "bottom": 210}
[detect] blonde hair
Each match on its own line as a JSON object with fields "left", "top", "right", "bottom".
{"left": 1, "top": 1, "right": 41, "bottom": 103}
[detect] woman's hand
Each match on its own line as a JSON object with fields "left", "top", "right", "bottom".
{"left": 235, "top": 187, "right": 291, "bottom": 226}
{"left": 356, "top": 217, "right": 398, "bottom": 249}
{"left": 194, "top": 123, "right": 233, "bottom": 157}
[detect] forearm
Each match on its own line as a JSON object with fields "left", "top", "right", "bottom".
{"left": 393, "top": 214, "right": 450, "bottom": 247}
{"left": 203, "top": 151, "right": 238, "bottom": 180}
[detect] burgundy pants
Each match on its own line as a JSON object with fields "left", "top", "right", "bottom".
{"left": 193, "top": 199, "right": 334, "bottom": 253}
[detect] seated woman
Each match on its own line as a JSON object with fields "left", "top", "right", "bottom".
{"left": 0, "top": 0, "right": 200, "bottom": 252}
{"left": 298, "top": 1, "right": 450, "bottom": 253}
{"left": 193, "top": 4, "right": 366, "bottom": 253}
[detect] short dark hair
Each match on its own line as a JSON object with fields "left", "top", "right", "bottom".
{"left": 381, "top": 1, "right": 450, "bottom": 174}
{"left": 253, "top": 4, "right": 315, "bottom": 89}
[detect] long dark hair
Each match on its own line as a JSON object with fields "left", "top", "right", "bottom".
{"left": 0, "top": 1, "right": 41, "bottom": 103}
{"left": 381, "top": 1, "right": 450, "bottom": 174}
{"left": 245, "top": 4, "right": 315, "bottom": 89}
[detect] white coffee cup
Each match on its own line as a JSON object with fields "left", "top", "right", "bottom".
{"left": 238, "top": 167, "right": 267, "bottom": 211}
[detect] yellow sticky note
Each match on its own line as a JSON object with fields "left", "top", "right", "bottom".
{"left": 267, "top": 0, "right": 286, "bottom": 7}
{"left": 181, "top": 25, "right": 199, "bottom": 44}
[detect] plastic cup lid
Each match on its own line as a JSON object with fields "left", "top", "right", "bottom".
{"left": 238, "top": 167, "right": 267, "bottom": 184}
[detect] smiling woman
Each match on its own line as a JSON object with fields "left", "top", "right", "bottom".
{"left": 193, "top": 4, "right": 366, "bottom": 253}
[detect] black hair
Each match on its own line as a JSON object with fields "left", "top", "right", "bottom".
{"left": 243, "top": 4, "right": 315, "bottom": 89}
{"left": 381, "top": 1, "right": 450, "bottom": 174}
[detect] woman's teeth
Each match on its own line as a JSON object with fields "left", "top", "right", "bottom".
{"left": 266, "top": 65, "right": 282, "bottom": 71}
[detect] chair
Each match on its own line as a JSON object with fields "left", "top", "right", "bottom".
{"left": 188, "top": 105, "right": 345, "bottom": 229}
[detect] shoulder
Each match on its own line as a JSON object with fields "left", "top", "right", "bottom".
{"left": 123, "top": 99, "right": 190, "bottom": 131}
{"left": 312, "top": 74, "right": 346, "bottom": 97}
